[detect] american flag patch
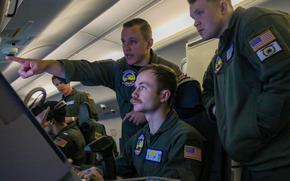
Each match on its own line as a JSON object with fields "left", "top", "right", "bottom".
{"left": 249, "top": 30, "right": 276, "bottom": 52}
{"left": 184, "top": 145, "right": 202, "bottom": 161}
{"left": 54, "top": 137, "right": 68, "bottom": 148}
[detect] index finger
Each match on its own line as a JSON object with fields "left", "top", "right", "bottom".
{"left": 5, "top": 56, "right": 26, "bottom": 64}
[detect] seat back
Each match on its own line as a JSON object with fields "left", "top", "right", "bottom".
{"left": 78, "top": 102, "right": 107, "bottom": 165}
{"left": 174, "top": 78, "right": 231, "bottom": 181}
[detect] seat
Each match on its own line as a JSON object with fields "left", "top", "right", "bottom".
{"left": 78, "top": 102, "right": 107, "bottom": 165}
{"left": 174, "top": 78, "right": 231, "bottom": 181}
{"left": 78, "top": 102, "right": 118, "bottom": 165}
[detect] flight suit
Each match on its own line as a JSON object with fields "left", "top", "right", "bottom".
{"left": 54, "top": 123, "right": 86, "bottom": 166}
{"left": 116, "top": 111, "right": 205, "bottom": 181}
{"left": 59, "top": 50, "right": 182, "bottom": 149}
{"left": 202, "top": 6, "right": 290, "bottom": 176}
{"left": 62, "top": 88, "right": 98, "bottom": 120}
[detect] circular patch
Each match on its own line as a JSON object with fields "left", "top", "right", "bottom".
{"left": 263, "top": 45, "right": 275, "bottom": 56}
{"left": 122, "top": 69, "right": 136, "bottom": 87}
{"left": 134, "top": 133, "right": 145, "bottom": 156}
{"left": 214, "top": 56, "right": 223, "bottom": 74}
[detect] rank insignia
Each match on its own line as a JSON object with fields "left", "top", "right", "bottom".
{"left": 122, "top": 69, "right": 136, "bottom": 87}
{"left": 134, "top": 133, "right": 144, "bottom": 156}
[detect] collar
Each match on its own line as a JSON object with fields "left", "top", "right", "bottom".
{"left": 145, "top": 110, "right": 179, "bottom": 136}
{"left": 62, "top": 88, "right": 76, "bottom": 99}
{"left": 122, "top": 49, "right": 157, "bottom": 70}
{"left": 219, "top": 7, "right": 246, "bottom": 51}
{"left": 149, "top": 49, "right": 158, "bottom": 64}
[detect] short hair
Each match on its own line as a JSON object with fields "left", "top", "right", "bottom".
{"left": 139, "top": 64, "right": 177, "bottom": 106}
{"left": 123, "top": 18, "right": 152, "bottom": 41}
{"left": 51, "top": 75, "right": 66, "bottom": 84}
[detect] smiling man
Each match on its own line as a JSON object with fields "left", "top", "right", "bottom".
{"left": 6, "top": 18, "right": 182, "bottom": 151}
{"left": 187, "top": 0, "right": 290, "bottom": 180}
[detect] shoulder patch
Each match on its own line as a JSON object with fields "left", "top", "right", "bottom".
{"left": 184, "top": 145, "right": 202, "bottom": 161}
{"left": 256, "top": 41, "right": 282, "bottom": 62}
{"left": 249, "top": 29, "right": 276, "bottom": 52}
{"left": 54, "top": 137, "right": 68, "bottom": 148}
{"left": 94, "top": 132, "right": 102, "bottom": 140}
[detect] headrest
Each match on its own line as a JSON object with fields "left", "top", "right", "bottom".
{"left": 78, "top": 102, "right": 92, "bottom": 126}
{"left": 174, "top": 78, "right": 202, "bottom": 109}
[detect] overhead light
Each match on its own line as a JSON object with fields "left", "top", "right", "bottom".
{"left": 99, "top": 51, "right": 123, "bottom": 60}
{"left": 153, "top": 0, "right": 246, "bottom": 45}
{"left": 153, "top": 14, "right": 193, "bottom": 43}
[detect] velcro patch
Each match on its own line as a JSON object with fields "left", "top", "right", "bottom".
{"left": 94, "top": 132, "right": 102, "bottom": 140}
{"left": 66, "top": 100, "right": 74, "bottom": 105}
{"left": 54, "top": 137, "right": 68, "bottom": 148}
{"left": 249, "top": 29, "right": 276, "bottom": 52}
{"left": 184, "top": 145, "right": 202, "bottom": 161}
{"left": 256, "top": 41, "right": 282, "bottom": 62}
{"left": 145, "top": 148, "right": 162, "bottom": 163}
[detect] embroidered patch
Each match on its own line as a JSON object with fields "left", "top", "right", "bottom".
{"left": 226, "top": 43, "right": 234, "bottom": 62}
{"left": 54, "top": 137, "right": 68, "bottom": 148}
{"left": 214, "top": 56, "right": 223, "bottom": 74}
{"left": 256, "top": 41, "right": 282, "bottom": 62}
{"left": 145, "top": 148, "right": 162, "bottom": 163}
{"left": 66, "top": 100, "right": 74, "bottom": 105}
{"left": 122, "top": 69, "right": 136, "bottom": 87}
{"left": 94, "top": 132, "right": 102, "bottom": 140}
{"left": 134, "top": 133, "right": 144, "bottom": 156}
{"left": 184, "top": 145, "right": 202, "bottom": 161}
{"left": 249, "top": 29, "right": 276, "bottom": 52}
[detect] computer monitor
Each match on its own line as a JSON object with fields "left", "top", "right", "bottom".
{"left": 0, "top": 72, "right": 80, "bottom": 181}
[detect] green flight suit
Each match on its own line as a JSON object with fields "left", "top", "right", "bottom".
{"left": 116, "top": 111, "right": 205, "bottom": 181}
{"left": 202, "top": 7, "right": 290, "bottom": 172}
{"left": 62, "top": 88, "right": 98, "bottom": 120}
{"left": 54, "top": 123, "right": 86, "bottom": 166}
{"left": 59, "top": 50, "right": 182, "bottom": 149}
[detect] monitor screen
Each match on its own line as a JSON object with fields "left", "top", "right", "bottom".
{"left": 0, "top": 72, "right": 80, "bottom": 181}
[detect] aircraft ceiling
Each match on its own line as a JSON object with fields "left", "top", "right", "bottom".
{"left": 0, "top": 0, "right": 289, "bottom": 104}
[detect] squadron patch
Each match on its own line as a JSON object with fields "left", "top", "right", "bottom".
{"left": 134, "top": 133, "right": 144, "bottom": 156}
{"left": 122, "top": 69, "right": 136, "bottom": 87}
{"left": 145, "top": 148, "right": 162, "bottom": 163}
{"left": 54, "top": 137, "right": 68, "bottom": 148}
{"left": 214, "top": 56, "right": 223, "bottom": 74}
{"left": 184, "top": 145, "right": 202, "bottom": 161}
